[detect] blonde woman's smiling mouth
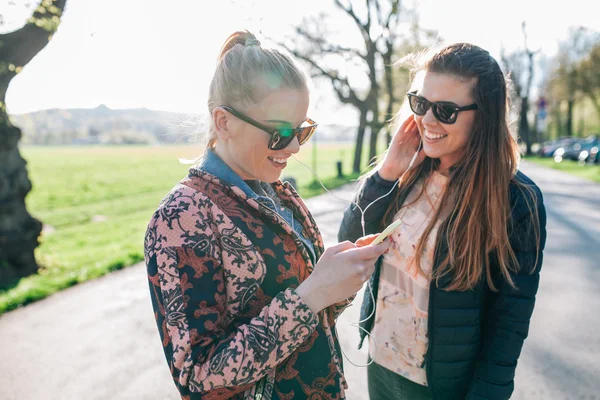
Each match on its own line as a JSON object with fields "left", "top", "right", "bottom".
{"left": 268, "top": 156, "right": 288, "bottom": 169}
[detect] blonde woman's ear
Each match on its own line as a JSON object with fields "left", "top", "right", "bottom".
{"left": 212, "top": 107, "right": 231, "bottom": 141}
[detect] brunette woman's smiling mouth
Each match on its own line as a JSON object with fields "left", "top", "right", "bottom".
{"left": 423, "top": 130, "right": 448, "bottom": 143}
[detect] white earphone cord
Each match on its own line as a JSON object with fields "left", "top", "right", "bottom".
{"left": 290, "top": 142, "right": 422, "bottom": 368}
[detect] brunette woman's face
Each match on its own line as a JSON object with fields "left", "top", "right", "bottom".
{"left": 414, "top": 72, "right": 477, "bottom": 173}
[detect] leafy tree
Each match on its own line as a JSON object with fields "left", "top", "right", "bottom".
{"left": 547, "top": 27, "right": 594, "bottom": 137}
{"left": 577, "top": 39, "right": 600, "bottom": 120}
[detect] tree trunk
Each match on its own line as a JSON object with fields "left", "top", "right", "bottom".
{"left": 553, "top": 103, "right": 563, "bottom": 138}
{"left": 0, "top": 0, "right": 68, "bottom": 288}
{"left": 385, "top": 125, "right": 392, "bottom": 146}
{"left": 368, "top": 126, "right": 377, "bottom": 165}
{"left": 353, "top": 109, "right": 368, "bottom": 174}
{"left": 532, "top": 110, "right": 539, "bottom": 144}
{"left": 518, "top": 97, "right": 532, "bottom": 155}
{"left": 566, "top": 98, "right": 574, "bottom": 137}
{"left": 368, "top": 121, "right": 383, "bottom": 165}
{"left": 383, "top": 47, "right": 394, "bottom": 146}
{"left": 365, "top": 39, "right": 380, "bottom": 167}
{"left": 0, "top": 118, "right": 42, "bottom": 289}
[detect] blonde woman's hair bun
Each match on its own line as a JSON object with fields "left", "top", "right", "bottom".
{"left": 218, "top": 30, "right": 259, "bottom": 60}
{"left": 245, "top": 38, "right": 261, "bottom": 47}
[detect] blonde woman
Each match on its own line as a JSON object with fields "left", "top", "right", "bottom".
{"left": 144, "top": 30, "right": 389, "bottom": 399}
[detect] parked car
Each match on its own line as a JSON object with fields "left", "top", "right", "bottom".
{"left": 539, "top": 137, "right": 581, "bottom": 157}
{"left": 578, "top": 142, "right": 600, "bottom": 164}
{"left": 554, "top": 136, "right": 598, "bottom": 161}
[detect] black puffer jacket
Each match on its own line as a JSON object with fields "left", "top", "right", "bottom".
{"left": 338, "top": 170, "right": 547, "bottom": 400}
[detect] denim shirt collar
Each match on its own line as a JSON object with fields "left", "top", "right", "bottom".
{"left": 198, "top": 149, "right": 260, "bottom": 200}
{"left": 196, "top": 150, "right": 317, "bottom": 263}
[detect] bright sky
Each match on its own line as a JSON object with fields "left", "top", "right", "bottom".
{"left": 2, "top": 0, "right": 598, "bottom": 124}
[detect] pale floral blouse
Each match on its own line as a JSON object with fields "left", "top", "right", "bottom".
{"left": 369, "top": 171, "right": 449, "bottom": 386}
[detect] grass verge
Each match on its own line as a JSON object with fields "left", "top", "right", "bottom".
{"left": 525, "top": 156, "right": 600, "bottom": 184}
{"left": 0, "top": 144, "right": 364, "bottom": 314}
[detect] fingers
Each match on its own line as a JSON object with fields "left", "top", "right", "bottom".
{"left": 393, "top": 118, "right": 420, "bottom": 149}
{"left": 328, "top": 240, "right": 357, "bottom": 254}
{"left": 406, "top": 115, "right": 417, "bottom": 133}
{"left": 406, "top": 120, "right": 420, "bottom": 143}
{"left": 404, "top": 116, "right": 418, "bottom": 137}
{"left": 369, "top": 239, "right": 392, "bottom": 256}
{"left": 392, "top": 115, "right": 415, "bottom": 142}
{"left": 398, "top": 114, "right": 414, "bottom": 133}
{"left": 346, "top": 239, "right": 391, "bottom": 261}
{"left": 355, "top": 234, "right": 379, "bottom": 247}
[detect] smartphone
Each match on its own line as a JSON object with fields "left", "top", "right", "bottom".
{"left": 371, "top": 219, "right": 403, "bottom": 245}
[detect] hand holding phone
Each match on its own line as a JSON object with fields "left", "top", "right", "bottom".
{"left": 296, "top": 238, "right": 390, "bottom": 313}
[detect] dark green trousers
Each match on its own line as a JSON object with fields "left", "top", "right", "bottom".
{"left": 367, "top": 361, "right": 432, "bottom": 400}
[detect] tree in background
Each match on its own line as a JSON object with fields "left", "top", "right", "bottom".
{"left": 546, "top": 27, "right": 596, "bottom": 138}
{"left": 0, "top": 0, "right": 68, "bottom": 289}
{"left": 384, "top": 18, "right": 437, "bottom": 145}
{"left": 281, "top": 0, "right": 435, "bottom": 173}
{"left": 577, "top": 39, "right": 600, "bottom": 121}
{"left": 501, "top": 22, "right": 538, "bottom": 155}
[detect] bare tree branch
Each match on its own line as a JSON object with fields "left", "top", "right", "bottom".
{"left": 283, "top": 44, "right": 362, "bottom": 107}
{"left": 501, "top": 22, "right": 538, "bottom": 153}
{"left": 385, "top": 0, "right": 401, "bottom": 29}
{"left": 333, "top": 0, "right": 369, "bottom": 42}
{"left": 366, "top": 0, "right": 372, "bottom": 34}
{"left": 374, "top": 0, "right": 383, "bottom": 28}
{"left": 295, "top": 26, "right": 365, "bottom": 59}
{"left": 284, "top": 0, "right": 433, "bottom": 170}
{"left": 522, "top": 22, "right": 540, "bottom": 99}
{"left": 501, "top": 49, "right": 524, "bottom": 96}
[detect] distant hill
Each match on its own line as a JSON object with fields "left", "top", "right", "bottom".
{"left": 9, "top": 105, "right": 205, "bottom": 145}
{"left": 9, "top": 105, "right": 357, "bottom": 145}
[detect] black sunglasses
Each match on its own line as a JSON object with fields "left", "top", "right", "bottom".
{"left": 407, "top": 90, "right": 478, "bottom": 124}
{"left": 220, "top": 105, "right": 317, "bottom": 150}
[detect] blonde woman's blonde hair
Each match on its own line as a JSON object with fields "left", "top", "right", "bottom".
{"left": 202, "top": 30, "right": 309, "bottom": 154}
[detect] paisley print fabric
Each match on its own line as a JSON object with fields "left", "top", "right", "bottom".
{"left": 145, "top": 167, "right": 352, "bottom": 399}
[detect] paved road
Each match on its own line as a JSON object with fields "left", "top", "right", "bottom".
{"left": 0, "top": 161, "right": 599, "bottom": 399}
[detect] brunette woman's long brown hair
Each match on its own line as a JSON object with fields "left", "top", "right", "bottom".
{"left": 380, "top": 43, "right": 540, "bottom": 292}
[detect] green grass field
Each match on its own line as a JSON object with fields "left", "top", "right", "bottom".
{"left": 0, "top": 143, "right": 366, "bottom": 314}
{"left": 4, "top": 144, "right": 597, "bottom": 315}
{"left": 525, "top": 156, "right": 600, "bottom": 183}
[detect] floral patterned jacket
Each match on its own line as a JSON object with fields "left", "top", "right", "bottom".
{"left": 144, "top": 165, "right": 350, "bottom": 399}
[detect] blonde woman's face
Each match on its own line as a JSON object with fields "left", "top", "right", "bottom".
{"left": 223, "top": 88, "right": 310, "bottom": 183}
{"left": 414, "top": 72, "right": 477, "bottom": 173}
